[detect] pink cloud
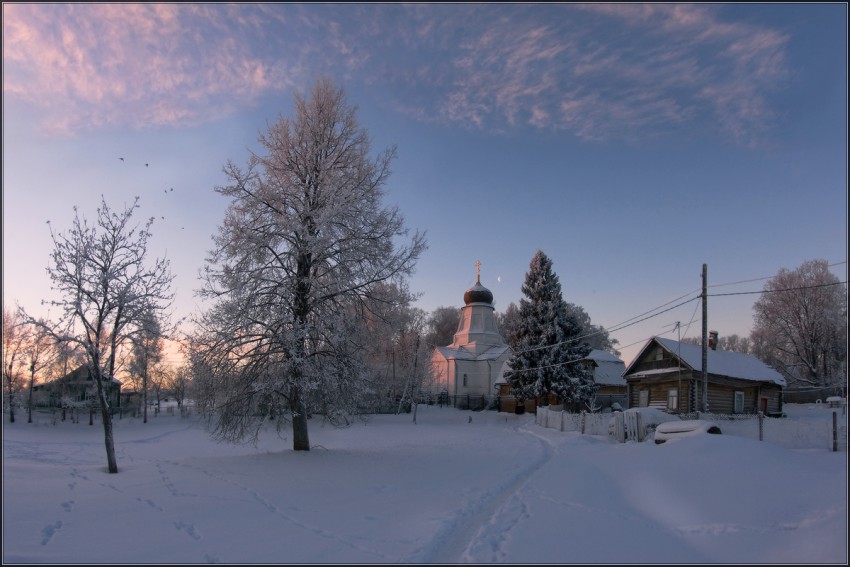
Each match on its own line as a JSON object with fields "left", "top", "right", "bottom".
{"left": 2, "top": 4, "right": 297, "bottom": 136}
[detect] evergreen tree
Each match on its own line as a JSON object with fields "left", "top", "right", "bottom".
{"left": 504, "top": 250, "right": 596, "bottom": 408}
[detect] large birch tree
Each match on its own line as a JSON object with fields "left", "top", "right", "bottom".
{"left": 192, "top": 79, "right": 426, "bottom": 451}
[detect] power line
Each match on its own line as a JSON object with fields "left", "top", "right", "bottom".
{"left": 708, "top": 280, "right": 847, "bottom": 297}
{"left": 708, "top": 261, "right": 846, "bottom": 289}
{"left": 506, "top": 273, "right": 846, "bottom": 360}
{"left": 511, "top": 296, "right": 701, "bottom": 356}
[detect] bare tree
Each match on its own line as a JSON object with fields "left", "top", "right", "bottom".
{"left": 424, "top": 306, "right": 461, "bottom": 349}
{"left": 166, "top": 365, "right": 192, "bottom": 414}
{"left": 24, "top": 319, "right": 58, "bottom": 423}
{"left": 751, "top": 259, "right": 847, "bottom": 390}
{"left": 36, "top": 196, "right": 174, "bottom": 473}
{"left": 129, "top": 310, "right": 164, "bottom": 423}
{"left": 192, "top": 78, "right": 426, "bottom": 451}
{"left": 3, "top": 307, "right": 29, "bottom": 423}
{"left": 682, "top": 334, "right": 752, "bottom": 354}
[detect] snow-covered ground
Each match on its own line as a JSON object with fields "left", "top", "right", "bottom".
{"left": 3, "top": 403, "right": 847, "bottom": 564}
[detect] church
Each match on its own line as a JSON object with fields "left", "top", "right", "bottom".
{"left": 430, "top": 262, "right": 513, "bottom": 409}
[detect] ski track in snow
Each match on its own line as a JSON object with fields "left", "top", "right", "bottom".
{"left": 405, "top": 421, "right": 555, "bottom": 564}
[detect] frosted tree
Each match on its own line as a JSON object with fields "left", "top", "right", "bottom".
{"left": 564, "top": 303, "right": 620, "bottom": 356}
{"left": 504, "top": 250, "right": 596, "bottom": 409}
{"left": 192, "top": 78, "right": 426, "bottom": 451}
{"left": 682, "top": 334, "right": 752, "bottom": 353}
{"left": 424, "top": 306, "right": 461, "bottom": 348}
{"left": 351, "top": 282, "right": 425, "bottom": 413}
{"left": 495, "top": 302, "right": 521, "bottom": 347}
{"left": 37, "top": 196, "right": 174, "bottom": 473}
{"left": 23, "top": 319, "right": 58, "bottom": 423}
{"left": 751, "top": 259, "right": 847, "bottom": 390}
{"left": 128, "top": 310, "right": 164, "bottom": 423}
{"left": 3, "top": 307, "right": 28, "bottom": 423}
{"left": 500, "top": 301, "right": 619, "bottom": 356}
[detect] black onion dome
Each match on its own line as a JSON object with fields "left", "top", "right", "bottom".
{"left": 463, "top": 281, "right": 494, "bottom": 305}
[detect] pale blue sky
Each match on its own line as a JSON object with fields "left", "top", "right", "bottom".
{"left": 3, "top": 3, "right": 846, "bottom": 365}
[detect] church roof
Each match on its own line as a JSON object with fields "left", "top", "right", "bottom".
{"left": 463, "top": 281, "right": 494, "bottom": 305}
{"left": 435, "top": 344, "right": 511, "bottom": 362}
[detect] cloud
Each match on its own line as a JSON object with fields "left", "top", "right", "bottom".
{"left": 2, "top": 4, "right": 301, "bottom": 136}
{"left": 388, "top": 4, "right": 790, "bottom": 146}
{"left": 3, "top": 4, "right": 791, "bottom": 147}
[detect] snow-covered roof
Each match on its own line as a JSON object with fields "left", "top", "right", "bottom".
{"left": 585, "top": 349, "right": 623, "bottom": 364}
{"left": 435, "top": 344, "right": 511, "bottom": 362}
{"left": 593, "top": 360, "right": 627, "bottom": 386}
{"left": 584, "top": 349, "right": 626, "bottom": 386}
{"left": 627, "top": 337, "right": 786, "bottom": 387}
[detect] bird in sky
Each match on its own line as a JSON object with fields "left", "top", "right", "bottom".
{"left": 119, "top": 157, "right": 124, "bottom": 161}
{"left": 145, "top": 163, "right": 149, "bottom": 167}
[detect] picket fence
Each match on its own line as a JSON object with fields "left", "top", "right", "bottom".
{"left": 534, "top": 406, "right": 848, "bottom": 451}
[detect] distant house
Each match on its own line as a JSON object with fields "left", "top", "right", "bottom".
{"left": 583, "top": 349, "right": 627, "bottom": 410}
{"left": 32, "top": 365, "right": 122, "bottom": 410}
{"left": 622, "top": 337, "right": 785, "bottom": 416}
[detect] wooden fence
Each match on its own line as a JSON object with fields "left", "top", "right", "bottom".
{"left": 535, "top": 406, "right": 848, "bottom": 451}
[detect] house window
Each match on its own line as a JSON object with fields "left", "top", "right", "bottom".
{"left": 667, "top": 389, "right": 678, "bottom": 411}
{"left": 734, "top": 391, "right": 745, "bottom": 413}
{"left": 655, "top": 348, "right": 664, "bottom": 361}
{"left": 463, "top": 374, "right": 468, "bottom": 387}
{"left": 639, "top": 390, "right": 649, "bottom": 407}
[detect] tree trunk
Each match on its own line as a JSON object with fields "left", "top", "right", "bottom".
{"left": 6, "top": 367, "right": 15, "bottom": 423}
{"left": 100, "top": 402, "right": 118, "bottom": 473}
{"left": 290, "top": 384, "right": 310, "bottom": 451}
{"left": 93, "top": 363, "right": 118, "bottom": 473}
{"left": 143, "top": 361, "right": 148, "bottom": 424}
{"left": 27, "top": 367, "right": 34, "bottom": 423}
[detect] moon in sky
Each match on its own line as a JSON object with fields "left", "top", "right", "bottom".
{"left": 497, "top": 276, "right": 501, "bottom": 282}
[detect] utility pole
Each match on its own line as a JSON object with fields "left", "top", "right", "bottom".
{"left": 676, "top": 322, "right": 682, "bottom": 414}
{"left": 701, "top": 263, "right": 708, "bottom": 413}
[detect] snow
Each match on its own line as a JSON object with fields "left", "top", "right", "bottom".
{"left": 3, "top": 404, "right": 847, "bottom": 564}
{"left": 654, "top": 420, "right": 723, "bottom": 443}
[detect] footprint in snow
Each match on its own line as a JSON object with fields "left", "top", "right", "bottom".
{"left": 40, "top": 521, "right": 63, "bottom": 546}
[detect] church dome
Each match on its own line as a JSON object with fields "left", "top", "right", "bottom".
{"left": 463, "top": 281, "right": 494, "bottom": 305}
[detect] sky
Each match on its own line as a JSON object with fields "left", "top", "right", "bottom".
{"left": 2, "top": 402, "right": 847, "bottom": 564}
{"left": 2, "top": 3, "right": 847, "bottom": 367}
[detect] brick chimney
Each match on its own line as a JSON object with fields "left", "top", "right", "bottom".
{"left": 709, "top": 330, "right": 718, "bottom": 350}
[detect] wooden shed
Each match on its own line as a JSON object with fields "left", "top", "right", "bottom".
{"left": 623, "top": 337, "right": 785, "bottom": 416}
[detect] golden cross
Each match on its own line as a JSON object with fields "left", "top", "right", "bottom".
{"left": 475, "top": 260, "right": 481, "bottom": 283}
